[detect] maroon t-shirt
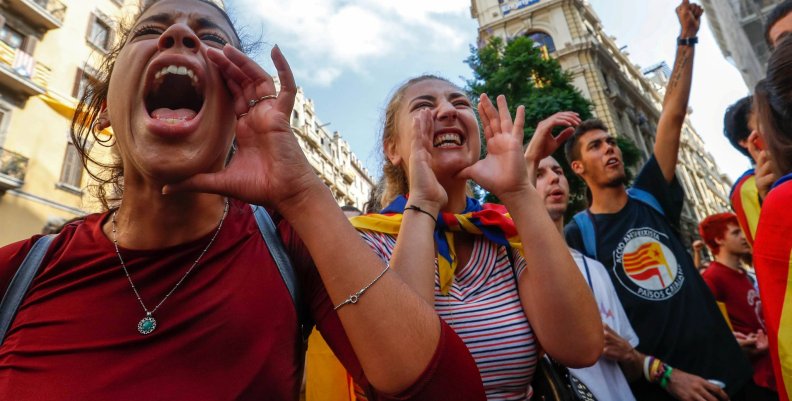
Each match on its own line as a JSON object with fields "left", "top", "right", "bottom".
{"left": 702, "top": 261, "right": 775, "bottom": 391}
{"left": 0, "top": 200, "right": 484, "bottom": 400}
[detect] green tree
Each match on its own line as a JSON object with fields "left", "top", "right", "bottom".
{"left": 466, "top": 36, "right": 640, "bottom": 216}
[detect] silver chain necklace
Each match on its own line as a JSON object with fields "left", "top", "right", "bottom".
{"left": 111, "top": 198, "right": 229, "bottom": 335}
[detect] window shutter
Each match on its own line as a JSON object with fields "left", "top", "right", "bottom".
{"left": 72, "top": 68, "right": 84, "bottom": 98}
{"left": 22, "top": 35, "right": 37, "bottom": 54}
{"left": 86, "top": 14, "right": 95, "bottom": 41}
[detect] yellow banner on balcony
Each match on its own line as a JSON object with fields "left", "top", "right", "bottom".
{"left": 39, "top": 90, "right": 76, "bottom": 120}
{"left": 38, "top": 91, "right": 113, "bottom": 137}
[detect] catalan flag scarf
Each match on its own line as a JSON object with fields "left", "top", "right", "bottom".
{"left": 350, "top": 195, "right": 523, "bottom": 294}
{"left": 729, "top": 168, "right": 760, "bottom": 247}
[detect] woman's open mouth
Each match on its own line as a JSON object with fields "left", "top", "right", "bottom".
{"left": 433, "top": 128, "right": 466, "bottom": 148}
{"left": 144, "top": 63, "right": 205, "bottom": 125}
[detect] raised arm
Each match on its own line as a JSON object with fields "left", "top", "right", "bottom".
{"left": 654, "top": 0, "right": 702, "bottom": 183}
{"left": 460, "top": 95, "right": 602, "bottom": 367}
{"left": 166, "top": 45, "right": 481, "bottom": 397}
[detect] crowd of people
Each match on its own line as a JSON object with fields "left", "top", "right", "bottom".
{"left": 0, "top": 0, "right": 791, "bottom": 400}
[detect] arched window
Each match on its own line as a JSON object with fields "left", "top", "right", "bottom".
{"left": 526, "top": 31, "right": 556, "bottom": 53}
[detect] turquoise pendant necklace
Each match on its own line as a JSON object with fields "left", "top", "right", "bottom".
{"left": 111, "top": 198, "right": 229, "bottom": 335}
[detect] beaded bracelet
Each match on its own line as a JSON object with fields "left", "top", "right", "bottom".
{"left": 334, "top": 263, "right": 390, "bottom": 311}
{"left": 404, "top": 205, "right": 438, "bottom": 224}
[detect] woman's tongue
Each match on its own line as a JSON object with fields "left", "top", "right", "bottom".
{"left": 151, "top": 107, "right": 197, "bottom": 124}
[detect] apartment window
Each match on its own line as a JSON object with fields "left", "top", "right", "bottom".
{"left": 59, "top": 142, "right": 84, "bottom": 190}
{"left": 72, "top": 67, "right": 99, "bottom": 101}
{"left": 0, "top": 25, "right": 24, "bottom": 49}
{"left": 292, "top": 110, "right": 300, "bottom": 126}
{"left": 526, "top": 31, "right": 556, "bottom": 53}
{"left": 87, "top": 14, "right": 113, "bottom": 52}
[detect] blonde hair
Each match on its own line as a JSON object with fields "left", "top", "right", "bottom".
{"left": 379, "top": 75, "right": 460, "bottom": 206}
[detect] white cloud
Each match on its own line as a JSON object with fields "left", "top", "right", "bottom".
{"left": 231, "top": 0, "right": 471, "bottom": 86}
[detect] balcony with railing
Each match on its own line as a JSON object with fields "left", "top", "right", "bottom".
{"left": 0, "top": 147, "right": 28, "bottom": 192}
{"left": 4, "top": 0, "right": 67, "bottom": 30}
{"left": 0, "top": 40, "right": 50, "bottom": 96}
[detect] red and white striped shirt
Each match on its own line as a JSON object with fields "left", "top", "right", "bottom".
{"left": 359, "top": 230, "right": 537, "bottom": 400}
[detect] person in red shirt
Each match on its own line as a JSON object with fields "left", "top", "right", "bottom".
{"left": 699, "top": 213, "right": 778, "bottom": 400}
{"left": 753, "top": 35, "right": 792, "bottom": 401}
{"left": 0, "top": 1, "right": 485, "bottom": 400}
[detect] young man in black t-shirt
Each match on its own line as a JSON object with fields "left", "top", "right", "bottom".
{"left": 563, "top": 1, "right": 752, "bottom": 400}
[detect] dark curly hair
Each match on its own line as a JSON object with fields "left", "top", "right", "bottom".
{"left": 722, "top": 96, "right": 753, "bottom": 160}
{"left": 564, "top": 118, "right": 609, "bottom": 164}
{"left": 766, "top": 0, "right": 792, "bottom": 48}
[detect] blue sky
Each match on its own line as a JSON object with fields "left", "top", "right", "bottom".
{"left": 227, "top": 0, "right": 751, "bottom": 182}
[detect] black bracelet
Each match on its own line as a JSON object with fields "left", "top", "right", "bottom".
{"left": 677, "top": 36, "right": 698, "bottom": 46}
{"left": 404, "top": 205, "right": 438, "bottom": 224}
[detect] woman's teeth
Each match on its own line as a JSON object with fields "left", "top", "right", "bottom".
{"left": 154, "top": 65, "right": 198, "bottom": 86}
{"left": 433, "top": 133, "right": 463, "bottom": 147}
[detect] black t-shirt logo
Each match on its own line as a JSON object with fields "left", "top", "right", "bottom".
{"left": 614, "top": 227, "right": 685, "bottom": 301}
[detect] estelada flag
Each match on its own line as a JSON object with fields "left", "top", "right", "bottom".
{"left": 623, "top": 242, "right": 673, "bottom": 287}
{"left": 754, "top": 173, "right": 792, "bottom": 400}
{"left": 730, "top": 169, "right": 760, "bottom": 247}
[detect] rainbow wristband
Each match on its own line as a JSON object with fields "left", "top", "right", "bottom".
{"left": 660, "top": 366, "right": 674, "bottom": 389}
{"left": 643, "top": 356, "right": 653, "bottom": 382}
{"left": 650, "top": 358, "right": 663, "bottom": 382}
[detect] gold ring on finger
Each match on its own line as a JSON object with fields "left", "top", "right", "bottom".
{"left": 248, "top": 95, "right": 277, "bottom": 108}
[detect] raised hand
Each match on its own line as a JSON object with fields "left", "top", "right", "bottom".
{"left": 524, "top": 111, "right": 580, "bottom": 165}
{"left": 164, "top": 45, "right": 322, "bottom": 211}
{"left": 407, "top": 109, "right": 447, "bottom": 211}
{"left": 458, "top": 94, "right": 528, "bottom": 201}
{"left": 747, "top": 131, "right": 777, "bottom": 200}
{"left": 677, "top": 0, "right": 703, "bottom": 37}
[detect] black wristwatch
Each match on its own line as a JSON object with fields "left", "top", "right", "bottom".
{"left": 677, "top": 36, "right": 698, "bottom": 46}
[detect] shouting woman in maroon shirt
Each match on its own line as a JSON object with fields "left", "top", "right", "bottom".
{"left": 0, "top": 0, "right": 484, "bottom": 399}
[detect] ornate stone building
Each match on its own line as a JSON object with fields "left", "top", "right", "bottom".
{"left": 701, "top": 0, "right": 784, "bottom": 89}
{"left": 289, "top": 86, "right": 375, "bottom": 211}
{"left": 471, "top": 0, "right": 732, "bottom": 242}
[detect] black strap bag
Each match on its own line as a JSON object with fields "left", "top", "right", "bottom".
{"left": 532, "top": 355, "right": 598, "bottom": 401}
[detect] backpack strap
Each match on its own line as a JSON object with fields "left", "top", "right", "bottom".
{"left": 0, "top": 234, "right": 56, "bottom": 345}
{"left": 627, "top": 188, "right": 665, "bottom": 216}
{"left": 572, "top": 188, "right": 664, "bottom": 261}
{"left": 250, "top": 205, "right": 310, "bottom": 343}
{"left": 572, "top": 211, "right": 597, "bottom": 260}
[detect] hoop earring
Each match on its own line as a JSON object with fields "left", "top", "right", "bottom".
{"left": 91, "top": 120, "right": 115, "bottom": 147}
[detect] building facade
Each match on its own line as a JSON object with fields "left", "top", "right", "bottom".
{"left": 0, "top": 0, "right": 374, "bottom": 246}
{"left": 471, "top": 0, "right": 732, "bottom": 242}
{"left": 0, "top": 0, "right": 126, "bottom": 246}
{"left": 289, "top": 86, "right": 375, "bottom": 212}
{"left": 701, "top": 0, "right": 783, "bottom": 89}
